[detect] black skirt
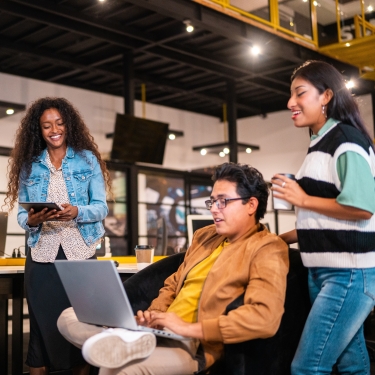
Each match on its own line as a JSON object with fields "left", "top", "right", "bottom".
{"left": 24, "top": 245, "right": 95, "bottom": 370}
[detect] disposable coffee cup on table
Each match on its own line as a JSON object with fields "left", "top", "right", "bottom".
{"left": 272, "top": 173, "right": 295, "bottom": 211}
{"left": 135, "top": 245, "right": 154, "bottom": 270}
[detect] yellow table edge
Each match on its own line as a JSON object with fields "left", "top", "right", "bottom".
{"left": 0, "top": 255, "right": 167, "bottom": 266}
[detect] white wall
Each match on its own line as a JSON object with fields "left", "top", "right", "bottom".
{"left": 1, "top": 71, "right": 373, "bottom": 175}
{"left": 0, "top": 72, "right": 373, "bottom": 251}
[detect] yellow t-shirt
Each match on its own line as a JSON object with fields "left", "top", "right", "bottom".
{"left": 167, "top": 240, "right": 229, "bottom": 323}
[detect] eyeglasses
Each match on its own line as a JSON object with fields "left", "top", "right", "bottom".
{"left": 205, "top": 197, "right": 250, "bottom": 210}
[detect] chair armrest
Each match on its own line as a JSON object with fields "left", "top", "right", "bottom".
{"left": 225, "top": 293, "right": 245, "bottom": 314}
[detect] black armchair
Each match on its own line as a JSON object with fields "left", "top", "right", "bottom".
{"left": 123, "top": 248, "right": 311, "bottom": 375}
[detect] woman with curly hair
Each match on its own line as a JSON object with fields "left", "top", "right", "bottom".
{"left": 5, "top": 97, "right": 110, "bottom": 375}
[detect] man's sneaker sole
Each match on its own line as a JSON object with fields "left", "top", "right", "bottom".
{"left": 82, "top": 332, "right": 156, "bottom": 369}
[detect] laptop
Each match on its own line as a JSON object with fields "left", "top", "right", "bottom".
{"left": 54, "top": 260, "right": 186, "bottom": 341}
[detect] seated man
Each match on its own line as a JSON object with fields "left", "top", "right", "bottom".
{"left": 57, "top": 162, "right": 289, "bottom": 375}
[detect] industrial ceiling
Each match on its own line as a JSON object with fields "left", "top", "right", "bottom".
{"left": 0, "top": 0, "right": 373, "bottom": 119}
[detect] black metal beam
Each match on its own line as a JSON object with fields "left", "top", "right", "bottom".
{"left": 136, "top": 73, "right": 261, "bottom": 114}
{"left": 123, "top": 0, "right": 314, "bottom": 64}
{"left": 2, "top": 0, "right": 370, "bottom": 119}
{"left": 0, "top": 37, "right": 121, "bottom": 80}
{"left": 127, "top": 165, "right": 139, "bottom": 254}
{"left": 123, "top": 51, "right": 135, "bottom": 116}
{"left": 125, "top": 0, "right": 363, "bottom": 78}
{"left": 0, "top": 39, "right": 264, "bottom": 115}
{"left": 7, "top": 0, "right": 354, "bottom": 106}
{"left": 4, "top": 0, "right": 369, "bottom": 87}
{"left": 1, "top": 0, "right": 296, "bottom": 92}
{"left": 227, "top": 80, "right": 238, "bottom": 163}
{"left": 0, "top": 0, "right": 145, "bottom": 48}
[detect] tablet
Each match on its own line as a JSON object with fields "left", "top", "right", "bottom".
{"left": 19, "top": 202, "right": 62, "bottom": 213}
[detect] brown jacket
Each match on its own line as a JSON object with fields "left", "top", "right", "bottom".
{"left": 148, "top": 223, "right": 289, "bottom": 369}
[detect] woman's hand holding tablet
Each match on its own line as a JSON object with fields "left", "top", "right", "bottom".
{"left": 19, "top": 202, "right": 62, "bottom": 227}
{"left": 19, "top": 202, "right": 62, "bottom": 213}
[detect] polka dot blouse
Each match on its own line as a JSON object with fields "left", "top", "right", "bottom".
{"left": 31, "top": 152, "right": 100, "bottom": 263}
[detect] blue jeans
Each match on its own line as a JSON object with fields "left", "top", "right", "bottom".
{"left": 291, "top": 267, "right": 375, "bottom": 375}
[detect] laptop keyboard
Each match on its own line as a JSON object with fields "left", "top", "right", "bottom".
{"left": 137, "top": 325, "right": 186, "bottom": 340}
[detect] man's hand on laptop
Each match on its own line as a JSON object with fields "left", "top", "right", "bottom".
{"left": 136, "top": 310, "right": 203, "bottom": 339}
{"left": 136, "top": 310, "right": 153, "bottom": 327}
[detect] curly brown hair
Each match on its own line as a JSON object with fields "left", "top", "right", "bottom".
{"left": 4, "top": 97, "right": 112, "bottom": 212}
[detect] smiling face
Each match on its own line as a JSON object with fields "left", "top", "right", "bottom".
{"left": 209, "top": 179, "right": 258, "bottom": 243}
{"left": 40, "top": 108, "right": 67, "bottom": 151}
{"left": 287, "top": 77, "right": 332, "bottom": 135}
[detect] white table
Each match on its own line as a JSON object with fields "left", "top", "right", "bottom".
{"left": 0, "top": 264, "right": 139, "bottom": 274}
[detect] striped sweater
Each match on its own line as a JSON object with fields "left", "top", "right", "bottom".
{"left": 295, "top": 122, "right": 375, "bottom": 268}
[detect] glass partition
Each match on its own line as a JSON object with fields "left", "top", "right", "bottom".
{"left": 206, "top": 0, "right": 318, "bottom": 44}
{"left": 190, "top": 183, "right": 213, "bottom": 216}
{"left": 230, "top": 0, "right": 271, "bottom": 22}
{"left": 138, "top": 173, "right": 187, "bottom": 254}
{"left": 317, "top": 0, "right": 375, "bottom": 45}
{"left": 279, "top": 0, "right": 312, "bottom": 40}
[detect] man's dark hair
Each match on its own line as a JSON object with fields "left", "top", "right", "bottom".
{"left": 212, "top": 163, "right": 269, "bottom": 221}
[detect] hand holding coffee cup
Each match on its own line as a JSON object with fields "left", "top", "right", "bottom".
{"left": 271, "top": 173, "right": 296, "bottom": 210}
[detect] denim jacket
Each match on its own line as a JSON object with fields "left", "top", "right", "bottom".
{"left": 18, "top": 147, "right": 108, "bottom": 248}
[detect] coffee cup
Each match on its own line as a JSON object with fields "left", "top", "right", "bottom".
{"left": 135, "top": 245, "right": 154, "bottom": 270}
{"left": 272, "top": 173, "right": 295, "bottom": 211}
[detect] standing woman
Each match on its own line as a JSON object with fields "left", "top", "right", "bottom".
{"left": 4, "top": 97, "right": 111, "bottom": 375}
{"left": 273, "top": 60, "right": 375, "bottom": 374}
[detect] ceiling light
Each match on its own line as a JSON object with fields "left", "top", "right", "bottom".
{"left": 367, "top": 5, "right": 373, "bottom": 12}
{"left": 251, "top": 46, "right": 261, "bottom": 56}
{"left": 99, "top": 0, "right": 105, "bottom": 2}
{"left": 223, "top": 147, "right": 230, "bottom": 154}
{"left": 219, "top": 152, "right": 225, "bottom": 157}
{"left": 345, "top": 42, "right": 350, "bottom": 47}
{"left": 168, "top": 129, "right": 183, "bottom": 140}
{"left": 345, "top": 80, "right": 354, "bottom": 89}
{"left": 313, "top": 1, "right": 321, "bottom": 7}
{"left": 302, "top": 0, "right": 308, "bottom": 2}
{"left": 0, "top": 100, "right": 25, "bottom": 119}
{"left": 183, "top": 20, "right": 194, "bottom": 33}
{"left": 193, "top": 142, "right": 260, "bottom": 155}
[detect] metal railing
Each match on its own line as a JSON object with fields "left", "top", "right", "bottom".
{"left": 198, "top": 0, "right": 374, "bottom": 47}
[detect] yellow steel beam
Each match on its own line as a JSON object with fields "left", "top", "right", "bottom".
{"left": 269, "top": 0, "right": 279, "bottom": 29}
{"left": 311, "top": 0, "right": 318, "bottom": 45}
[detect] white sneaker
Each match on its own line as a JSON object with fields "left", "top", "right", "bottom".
{"left": 82, "top": 328, "right": 156, "bottom": 369}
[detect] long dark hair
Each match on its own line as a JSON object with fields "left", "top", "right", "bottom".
{"left": 4, "top": 97, "right": 112, "bottom": 212}
{"left": 291, "top": 60, "right": 373, "bottom": 148}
